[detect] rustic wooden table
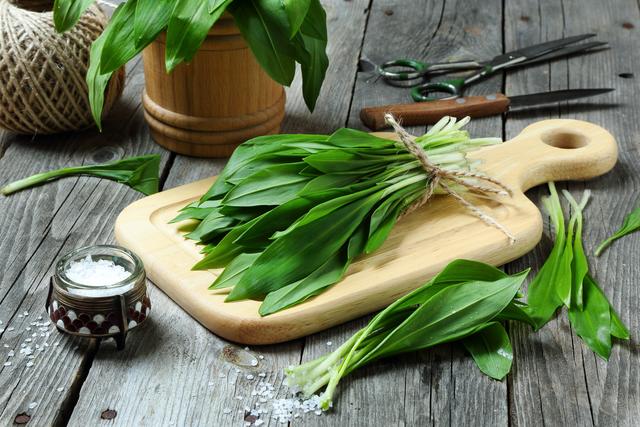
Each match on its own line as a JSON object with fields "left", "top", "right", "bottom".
{"left": 1, "top": 0, "right": 638, "bottom": 425}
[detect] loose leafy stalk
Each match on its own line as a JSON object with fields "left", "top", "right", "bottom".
{"left": 525, "top": 184, "right": 630, "bottom": 359}
{"left": 0, "top": 155, "right": 161, "bottom": 196}
{"left": 595, "top": 205, "right": 640, "bottom": 256}
{"left": 172, "top": 117, "right": 505, "bottom": 316}
{"left": 284, "top": 259, "right": 531, "bottom": 410}
{"left": 54, "top": 0, "right": 329, "bottom": 127}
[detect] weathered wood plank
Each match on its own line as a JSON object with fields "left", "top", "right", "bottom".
{"left": 0, "top": 57, "right": 173, "bottom": 426}
{"left": 299, "top": 1, "right": 508, "bottom": 426}
{"left": 504, "top": 0, "right": 640, "bottom": 425}
{"left": 66, "top": 1, "right": 373, "bottom": 426}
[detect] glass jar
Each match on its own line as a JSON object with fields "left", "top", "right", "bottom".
{"left": 48, "top": 245, "right": 150, "bottom": 349}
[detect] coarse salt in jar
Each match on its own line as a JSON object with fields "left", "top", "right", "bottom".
{"left": 47, "top": 245, "right": 150, "bottom": 349}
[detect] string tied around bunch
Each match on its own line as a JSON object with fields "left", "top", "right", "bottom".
{"left": 384, "top": 113, "right": 516, "bottom": 244}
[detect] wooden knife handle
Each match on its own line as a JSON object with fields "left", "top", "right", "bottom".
{"left": 360, "top": 94, "right": 511, "bottom": 130}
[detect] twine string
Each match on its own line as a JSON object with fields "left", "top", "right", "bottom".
{"left": 384, "top": 113, "right": 516, "bottom": 244}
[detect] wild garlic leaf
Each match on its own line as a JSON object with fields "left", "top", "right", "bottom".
{"left": 165, "top": 0, "right": 232, "bottom": 71}
{"left": 53, "top": 0, "right": 94, "bottom": 32}
{"left": 563, "top": 189, "right": 591, "bottom": 309}
{"left": 463, "top": 322, "right": 513, "bottom": 380}
{"left": 595, "top": 205, "right": 640, "bottom": 256}
{"left": 1, "top": 155, "right": 161, "bottom": 196}
{"left": 210, "top": 252, "right": 261, "bottom": 290}
{"left": 526, "top": 183, "right": 567, "bottom": 328}
{"left": 229, "top": 0, "right": 297, "bottom": 86}
{"left": 359, "top": 271, "right": 529, "bottom": 364}
{"left": 227, "top": 193, "right": 382, "bottom": 301}
{"left": 259, "top": 251, "right": 349, "bottom": 315}
{"left": 221, "top": 163, "right": 311, "bottom": 207}
{"left": 193, "top": 217, "right": 260, "bottom": 269}
{"left": 99, "top": 0, "right": 142, "bottom": 75}
{"left": 133, "top": 0, "right": 175, "bottom": 49}
{"left": 282, "top": 0, "right": 311, "bottom": 37}
{"left": 86, "top": 24, "right": 112, "bottom": 130}
{"left": 209, "top": 0, "right": 231, "bottom": 14}
{"left": 568, "top": 274, "right": 612, "bottom": 360}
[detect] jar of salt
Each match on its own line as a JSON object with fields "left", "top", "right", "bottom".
{"left": 47, "top": 245, "right": 150, "bottom": 349}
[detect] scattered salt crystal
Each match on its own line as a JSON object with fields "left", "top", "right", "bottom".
{"left": 27, "top": 402, "right": 37, "bottom": 409}
{"left": 23, "top": 311, "right": 28, "bottom": 316}
{"left": 26, "top": 361, "right": 34, "bottom": 367}
{"left": 258, "top": 355, "right": 264, "bottom": 360}
{"left": 25, "top": 338, "right": 32, "bottom": 343}
{"left": 3, "top": 361, "right": 10, "bottom": 366}
{"left": 7, "top": 327, "right": 14, "bottom": 332}
{"left": 26, "top": 327, "right": 31, "bottom": 331}
{"left": 326, "top": 341, "right": 332, "bottom": 346}
{"left": 236, "top": 396, "right": 243, "bottom": 400}
{"left": 258, "top": 373, "right": 266, "bottom": 378}
{"left": 0, "top": 328, "right": 4, "bottom": 333}
{"left": 0, "top": 320, "right": 2, "bottom": 324}
{"left": 207, "top": 381, "right": 214, "bottom": 387}
{"left": 7, "top": 350, "right": 14, "bottom": 357}
{"left": 223, "top": 408, "right": 232, "bottom": 414}
{"left": 18, "top": 315, "right": 23, "bottom": 319}
{"left": 250, "top": 359, "right": 258, "bottom": 366}
{"left": 244, "top": 346, "right": 250, "bottom": 351}
{"left": 235, "top": 368, "right": 241, "bottom": 373}
{"left": 218, "top": 373, "right": 226, "bottom": 378}
{"left": 56, "top": 387, "right": 64, "bottom": 392}
{"left": 246, "top": 374, "right": 254, "bottom": 380}
{"left": 2, "top": 344, "right": 8, "bottom": 348}
{"left": 37, "top": 316, "right": 42, "bottom": 321}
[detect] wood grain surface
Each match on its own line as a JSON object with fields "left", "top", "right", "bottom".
{"left": 0, "top": 0, "right": 638, "bottom": 426}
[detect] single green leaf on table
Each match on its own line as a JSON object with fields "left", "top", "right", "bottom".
{"left": 595, "top": 205, "right": 640, "bottom": 256}
{"left": 165, "top": 0, "right": 233, "bottom": 71}
{"left": 133, "top": 0, "right": 176, "bottom": 49}
{"left": 1, "top": 155, "right": 161, "bottom": 196}
{"left": 229, "top": 0, "right": 297, "bottom": 86}
{"left": 53, "top": 0, "right": 94, "bottom": 32}
{"left": 562, "top": 189, "right": 591, "bottom": 309}
{"left": 568, "top": 274, "right": 613, "bottom": 360}
{"left": 526, "top": 183, "right": 567, "bottom": 328}
{"left": 463, "top": 322, "right": 513, "bottom": 380}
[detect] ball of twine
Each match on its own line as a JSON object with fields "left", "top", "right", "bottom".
{"left": 0, "top": 0, "right": 124, "bottom": 135}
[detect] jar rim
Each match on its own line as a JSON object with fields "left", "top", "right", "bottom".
{"left": 55, "top": 245, "right": 145, "bottom": 293}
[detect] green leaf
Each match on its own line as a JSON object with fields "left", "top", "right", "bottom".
{"left": 99, "top": 0, "right": 141, "bottom": 75}
{"left": 86, "top": 27, "right": 112, "bottom": 130}
{"left": 209, "top": 0, "right": 231, "bottom": 13}
{"left": 568, "top": 274, "right": 612, "bottom": 360}
{"left": 526, "top": 183, "right": 567, "bottom": 328}
{"left": 229, "top": 0, "right": 296, "bottom": 86}
{"left": 259, "top": 250, "right": 349, "bottom": 315}
{"left": 563, "top": 189, "right": 591, "bottom": 310}
{"left": 53, "top": 0, "right": 94, "bottom": 32}
{"left": 1, "top": 155, "right": 161, "bottom": 196}
{"left": 495, "top": 300, "right": 536, "bottom": 327}
{"left": 359, "top": 270, "right": 529, "bottom": 365}
{"left": 227, "top": 192, "right": 382, "bottom": 301}
{"left": 282, "top": 0, "right": 310, "bottom": 37}
{"left": 595, "top": 205, "right": 640, "bottom": 256}
{"left": 134, "top": 0, "right": 175, "bottom": 49}
{"left": 222, "top": 163, "right": 310, "bottom": 207}
{"left": 165, "top": 0, "right": 232, "bottom": 71}
{"left": 610, "top": 308, "right": 630, "bottom": 340}
{"left": 463, "top": 322, "right": 513, "bottom": 380}
{"left": 210, "top": 252, "right": 261, "bottom": 290}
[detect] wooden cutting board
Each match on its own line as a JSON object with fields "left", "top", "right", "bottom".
{"left": 115, "top": 119, "right": 617, "bottom": 344}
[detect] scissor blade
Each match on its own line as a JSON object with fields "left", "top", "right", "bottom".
{"left": 515, "top": 41, "right": 608, "bottom": 67}
{"left": 488, "top": 34, "right": 596, "bottom": 68}
{"left": 509, "top": 88, "right": 614, "bottom": 107}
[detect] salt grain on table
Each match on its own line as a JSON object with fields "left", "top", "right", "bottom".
{"left": 28, "top": 402, "right": 37, "bottom": 409}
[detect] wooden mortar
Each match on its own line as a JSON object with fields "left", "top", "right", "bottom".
{"left": 142, "top": 14, "right": 285, "bottom": 158}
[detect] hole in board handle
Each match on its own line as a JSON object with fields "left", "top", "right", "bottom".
{"left": 541, "top": 130, "right": 589, "bottom": 149}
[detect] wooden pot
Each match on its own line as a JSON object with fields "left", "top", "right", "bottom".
{"left": 142, "top": 15, "right": 285, "bottom": 158}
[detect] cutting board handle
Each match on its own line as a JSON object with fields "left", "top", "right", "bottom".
{"left": 472, "top": 119, "right": 618, "bottom": 191}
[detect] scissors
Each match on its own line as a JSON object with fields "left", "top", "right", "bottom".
{"left": 410, "top": 34, "right": 607, "bottom": 101}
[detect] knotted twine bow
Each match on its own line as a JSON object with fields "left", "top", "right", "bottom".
{"left": 384, "top": 113, "right": 516, "bottom": 244}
